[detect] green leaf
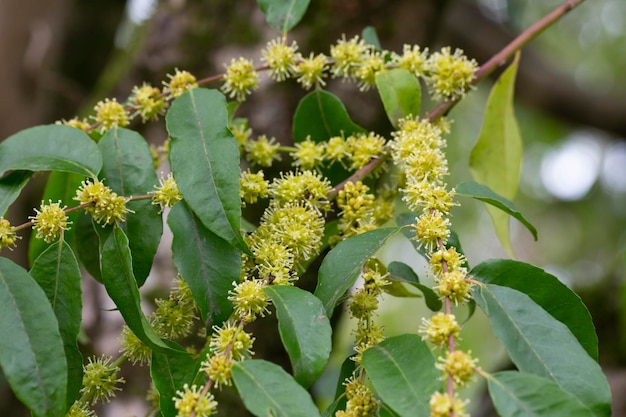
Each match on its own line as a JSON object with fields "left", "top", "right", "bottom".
{"left": 362, "top": 26, "right": 382, "bottom": 50}
{"left": 375, "top": 69, "right": 421, "bottom": 128}
{"left": 151, "top": 350, "right": 197, "bottom": 417}
{"left": 232, "top": 359, "right": 321, "bottom": 417}
{"left": 0, "top": 258, "right": 67, "bottom": 417}
{"left": 264, "top": 286, "right": 332, "bottom": 388}
{"left": 469, "top": 53, "right": 523, "bottom": 255}
{"left": 73, "top": 213, "right": 102, "bottom": 281}
{"left": 0, "top": 125, "right": 102, "bottom": 178}
{"left": 101, "top": 227, "right": 180, "bottom": 353}
{"left": 471, "top": 259, "right": 598, "bottom": 361}
{"left": 487, "top": 371, "right": 598, "bottom": 417}
{"left": 456, "top": 181, "right": 537, "bottom": 240}
{"left": 166, "top": 88, "right": 249, "bottom": 254}
{"left": 28, "top": 171, "right": 84, "bottom": 265}
{"left": 314, "top": 227, "right": 401, "bottom": 317}
{"left": 472, "top": 284, "right": 611, "bottom": 416}
{"left": 98, "top": 128, "right": 163, "bottom": 286}
{"left": 293, "top": 90, "right": 366, "bottom": 143}
{"left": 362, "top": 334, "right": 439, "bottom": 417}
{"left": 257, "top": 0, "right": 310, "bottom": 33}
{"left": 0, "top": 170, "right": 31, "bottom": 216}
{"left": 30, "top": 240, "right": 83, "bottom": 409}
{"left": 168, "top": 202, "right": 239, "bottom": 327}
{"left": 387, "top": 261, "right": 442, "bottom": 310}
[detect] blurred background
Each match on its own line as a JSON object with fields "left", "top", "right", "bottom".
{"left": 0, "top": 0, "right": 625, "bottom": 415}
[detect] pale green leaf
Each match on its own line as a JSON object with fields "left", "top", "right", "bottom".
{"left": 469, "top": 53, "right": 522, "bottom": 255}
{"left": 257, "top": 0, "right": 311, "bottom": 33}
{"left": 375, "top": 68, "right": 421, "bottom": 128}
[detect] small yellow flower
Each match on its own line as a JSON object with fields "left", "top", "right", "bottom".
{"left": 230, "top": 119, "right": 252, "bottom": 152}
{"left": 394, "top": 44, "right": 429, "bottom": 77}
{"left": 209, "top": 321, "right": 255, "bottom": 360}
{"left": 152, "top": 173, "right": 183, "bottom": 211}
{"left": 429, "top": 247, "right": 466, "bottom": 276}
{"left": 30, "top": 200, "right": 70, "bottom": 243}
{"left": 340, "top": 376, "right": 379, "bottom": 416}
{"left": 262, "top": 38, "right": 298, "bottom": 81}
{"left": 356, "top": 51, "right": 385, "bottom": 91}
{"left": 221, "top": 57, "right": 259, "bottom": 102}
{"left": 163, "top": 69, "right": 198, "bottom": 99}
{"left": 65, "top": 401, "right": 95, "bottom": 417}
{"left": 434, "top": 269, "right": 473, "bottom": 304}
{"left": 119, "top": 324, "right": 151, "bottom": 366}
{"left": 57, "top": 117, "right": 91, "bottom": 132}
{"left": 74, "top": 179, "right": 130, "bottom": 226}
{"left": 429, "top": 392, "right": 469, "bottom": 417}
{"left": 151, "top": 296, "right": 196, "bottom": 339}
{"left": 324, "top": 136, "right": 350, "bottom": 165}
{"left": 174, "top": 384, "right": 217, "bottom": 417}
{"left": 419, "top": 312, "right": 461, "bottom": 345}
{"left": 228, "top": 279, "right": 270, "bottom": 321}
{"left": 93, "top": 98, "right": 129, "bottom": 133}
{"left": 245, "top": 135, "right": 281, "bottom": 167}
{"left": 240, "top": 170, "right": 269, "bottom": 205}
{"left": 81, "top": 355, "right": 125, "bottom": 405}
{"left": 437, "top": 350, "right": 478, "bottom": 386}
{"left": 295, "top": 53, "right": 328, "bottom": 90}
{"left": 201, "top": 354, "right": 233, "bottom": 388}
{"left": 251, "top": 241, "right": 295, "bottom": 285}
{"left": 427, "top": 47, "right": 478, "bottom": 99}
{"left": 131, "top": 84, "right": 166, "bottom": 122}
{"left": 330, "top": 35, "right": 371, "bottom": 80}
{"left": 0, "top": 217, "right": 19, "bottom": 251}
{"left": 291, "top": 137, "right": 325, "bottom": 170}
{"left": 262, "top": 203, "right": 325, "bottom": 260}
{"left": 413, "top": 211, "right": 451, "bottom": 252}
{"left": 346, "top": 132, "right": 386, "bottom": 170}
{"left": 269, "top": 170, "right": 331, "bottom": 211}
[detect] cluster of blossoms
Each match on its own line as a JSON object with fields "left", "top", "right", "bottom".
{"left": 120, "top": 276, "right": 197, "bottom": 366}
{"left": 59, "top": 69, "right": 197, "bottom": 135}
{"left": 390, "top": 115, "right": 478, "bottom": 415}
{"left": 0, "top": 217, "right": 19, "bottom": 250}
{"left": 220, "top": 35, "right": 477, "bottom": 102}
{"left": 334, "top": 263, "right": 388, "bottom": 416}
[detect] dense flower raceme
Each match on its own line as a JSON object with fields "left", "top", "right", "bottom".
{"left": 19, "top": 32, "right": 482, "bottom": 417}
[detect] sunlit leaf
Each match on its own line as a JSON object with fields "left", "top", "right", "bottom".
{"left": 376, "top": 69, "right": 421, "bottom": 128}
{"left": 469, "top": 53, "right": 523, "bottom": 255}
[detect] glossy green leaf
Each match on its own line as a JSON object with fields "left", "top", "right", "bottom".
{"left": 387, "top": 261, "right": 442, "bottom": 310}
{"left": 293, "top": 90, "right": 366, "bottom": 143}
{"left": 314, "top": 227, "right": 401, "bottom": 317}
{"left": 472, "top": 284, "right": 611, "bottom": 416}
{"left": 232, "top": 359, "right": 321, "bottom": 417}
{"left": 469, "top": 53, "right": 523, "bottom": 255}
{"left": 0, "top": 170, "right": 31, "bottom": 216}
{"left": 28, "top": 171, "right": 84, "bottom": 265}
{"left": 471, "top": 259, "right": 598, "bottom": 360}
{"left": 168, "top": 202, "right": 239, "bottom": 327}
{"left": 101, "top": 227, "right": 179, "bottom": 353}
{"left": 257, "top": 0, "right": 310, "bottom": 33}
{"left": 151, "top": 350, "right": 197, "bottom": 417}
{"left": 30, "top": 240, "right": 83, "bottom": 409}
{"left": 73, "top": 213, "right": 102, "bottom": 281}
{"left": 0, "top": 258, "right": 67, "bottom": 417}
{"left": 0, "top": 125, "right": 101, "bottom": 178}
{"left": 167, "top": 88, "right": 248, "bottom": 254}
{"left": 98, "top": 128, "right": 163, "bottom": 286}
{"left": 456, "top": 181, "right": 537, "bottom": 240}
{"left": 375, "top": 69, "right": 421, "bottom": 128}
{"left": 488, "top": 371, "right": 597, "bottom": 417}
{"left": 362, "top": 26, "right": 382, "bottom": 50}
{"left": 264, "top": 286, "right": 332, "bottom": 388}
{"left": 362, "top": 334, "right": 439, "bottom": 417}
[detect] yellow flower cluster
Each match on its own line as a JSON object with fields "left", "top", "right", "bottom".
{"left": 30, "top": 200, "right": 70, "bottom": 243}
{"left": 0, "top": 217, "right": 19, "bottom": 251}
{"left": 74, "top": 179, "right": 130, "bottom": 226}
{"left": 80, "top": 355, "right": 125, "bottom": 405}
{"left": 335, "top": 376, "right": 379, "bottom": 417}
{"left": 174, "top": 384, "right": 217, "bottom": 417}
